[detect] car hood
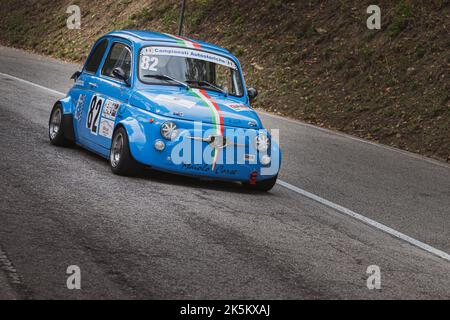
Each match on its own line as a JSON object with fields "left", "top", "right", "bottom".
{"left": 131, "top": 87, "right": 261, "bottom": 129}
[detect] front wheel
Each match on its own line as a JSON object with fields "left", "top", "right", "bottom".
{"left": 109, "top": 127, "right": 136, "bottom": 176}
{"left": 243, "top": 175, "right": 278, "bottom": 192}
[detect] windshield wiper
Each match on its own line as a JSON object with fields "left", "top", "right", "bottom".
{"left": 143, "top": 74, "right": 190, "bottom": 90}
{"left": 186, "top": 80, "right": 228, "bottom": 96}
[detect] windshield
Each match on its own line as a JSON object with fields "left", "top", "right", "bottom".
{"left": 139, "top": 46, "right": 244, "bottom": 97}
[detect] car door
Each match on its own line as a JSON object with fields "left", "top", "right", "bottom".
{"left": 86, "top": 40, "right": 134, "bottom": 150}
{"left": 73, "top": 38, "right": 109, "bottom": 146}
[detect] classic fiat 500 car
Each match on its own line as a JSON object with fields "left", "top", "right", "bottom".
{"left": 48, "top": 30, "right": 281, "bottom": 191}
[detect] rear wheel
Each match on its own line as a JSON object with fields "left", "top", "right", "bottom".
{"left": 109, "top": 127, "right": 136, "bottom": 176}
{"left": 49, "top": 104, "right": 72, "bottom": 146}
{"left": 243, "top": 175, "right": 278, "bottom": 192}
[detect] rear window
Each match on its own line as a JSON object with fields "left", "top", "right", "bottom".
{"left": 84, "top": 39, "right": 108, "bottom": 73}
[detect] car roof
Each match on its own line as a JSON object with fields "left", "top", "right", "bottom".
{"left": 105, "top": 30, "right": 231, "bottom": 56}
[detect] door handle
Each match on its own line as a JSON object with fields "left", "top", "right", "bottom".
{"left": 88, "top": 82, "right": 97, "bottom": 88}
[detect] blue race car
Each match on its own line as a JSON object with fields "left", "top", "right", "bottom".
{"left": 48, "top": 30, "right": 281, "bottom": 191}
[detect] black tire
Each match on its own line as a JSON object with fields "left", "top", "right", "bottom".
{"left": 109, "top": 127, "right": 136, "bottom": 176}
{"left": 243, "top": 175, "right": 278, "bottom": 192}
{"left": 48, "top": 103, "right": 72, "bottom": 147}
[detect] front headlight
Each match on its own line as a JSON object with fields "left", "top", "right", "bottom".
{"left": 160, "top": 121, "right": 178, "bottom": 140}
{"left": 254, "top": 133, "right": 270, "bottom": 152}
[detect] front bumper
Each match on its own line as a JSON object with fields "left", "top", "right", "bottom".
{"left": 126, "top": 115, "right": 281, "bottom": 183}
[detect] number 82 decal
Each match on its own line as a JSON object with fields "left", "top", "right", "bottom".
{"left": 86, "top": 95, "right": 104, "bottom": 135}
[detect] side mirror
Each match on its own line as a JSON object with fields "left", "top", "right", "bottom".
{"left": 247, "top": 87, "right": 258, "bottom": 102}
{"left": 112, "top": 67, "right": 130, "bottom": 86}
{"left": 71, "top": 71, "right": 81, "bottom": 81}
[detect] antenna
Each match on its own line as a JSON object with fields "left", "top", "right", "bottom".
{"left": 178, "top": 0, "right": 186, "bottom": 36}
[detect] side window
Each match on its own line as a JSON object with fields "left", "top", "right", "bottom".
{"left": 84, "top": 39, "right": 108, "bottom": 74}
{"left": 101, "top": 43, "right": 131, "bottom": 81}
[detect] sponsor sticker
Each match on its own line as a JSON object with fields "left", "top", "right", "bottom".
{"left": 99, "top": 118, "right": 114, "bottom": 139}
{"left": 227, "top": 104, "right": 250, "bottom": 112}
{"left": 101, "top": 99, "right": 120, "bottom": 120}
{"left": 141, "top": 46, "right": 237, "bottom": 70}
{"left": 74, "top": 94, "right": 85, "bottom": 121}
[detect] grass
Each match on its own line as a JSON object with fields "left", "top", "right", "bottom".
{"left": 415, "top": 45, "right": 426, "bottom": 59}
{"left": 268, "top": 0, "right": 283, "bottom": 10}
{"left": 388, "top": 1, "right": 415, "bottom": 37}
{"left": 335, "top": 58, "right": 346, "bottom": 71}
{"left": 130, "top": 8, "right": 152, "bottom": 22}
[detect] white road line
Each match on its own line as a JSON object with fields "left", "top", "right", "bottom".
{"left": 2, "top": 71, "right": 449, "bottom": 263}
{"left": 0, "top": 72, "right": 65, "bottom": 96}
{"left": 277, "top": 179, "right": 450, "bottom": 262}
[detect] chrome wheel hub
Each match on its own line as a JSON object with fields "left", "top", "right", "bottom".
{"left": 49, "top": 108, "right": 61, "bottom": 140}
{"left": 110, "top": 133, "right": 123, "bottom": 168}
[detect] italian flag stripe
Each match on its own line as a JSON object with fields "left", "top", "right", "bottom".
{"left": 200, "top": 89, "right": 224, "bottom": 136}
{"left": 164, "top": 33, "right": 202, "bottom": 49}
{"left": 190, "top": 88, "right": 224, "bottom": 170}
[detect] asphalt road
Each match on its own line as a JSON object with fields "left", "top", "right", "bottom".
{"left": 0, "top": 45, "right": 449, "bottom": 299}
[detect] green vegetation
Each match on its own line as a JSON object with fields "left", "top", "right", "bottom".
{"left": 388, "top": 1, "right": 415, "bottom": 37}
